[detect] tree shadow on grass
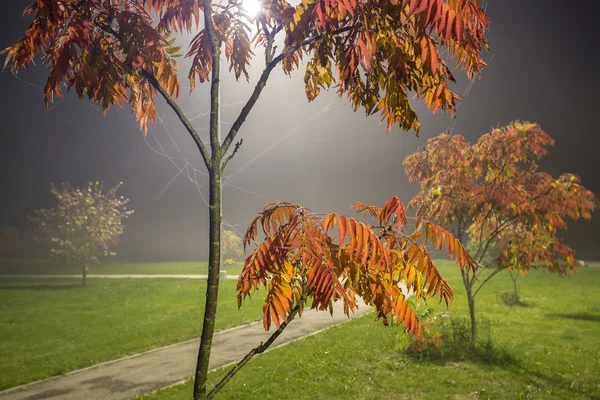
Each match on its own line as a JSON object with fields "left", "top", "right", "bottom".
{"left": 401, "top": 315, "right": 597, "bottom": 398}
{"left": 402, "top": 315, "right": 519, "bottom": 368}
{"left": 404, "top": 339, "right": 520, "bottom": 369}
{"left": 497, "top": 291, "right": 535, "bottom": 308}
{"left": 405, "top": 341, "right": 593, "bottom": 398}
{"left": 547, "top": 312, "right": 600, "bottom": 322}
{"left": 496, "top": 357, "right": 595, "bottom": 399}
{"left": 0, "top": 283, "right": 84, "bottom": 290}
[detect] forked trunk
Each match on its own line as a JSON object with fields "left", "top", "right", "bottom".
{"left": 509, "top": 269, "right": 519, "bottom": 296}
{"left": 461, "top": 268, "right": 477, "bottom": 344}
{"left": 467, "top": 289, "right": 477, "bottom": 344}
{"left": 193, "top": 167, "right": 222, "bottom": 400}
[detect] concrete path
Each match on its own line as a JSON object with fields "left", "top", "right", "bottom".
{"left": 0, "top": 300, "right": 373, "bottom": 400}
{"left": 0, "top": 274, "right": 239, "bottom": 279}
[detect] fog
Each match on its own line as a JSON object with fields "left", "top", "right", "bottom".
{"left": 1, "top": 0, "right": 599, "bottom": 262}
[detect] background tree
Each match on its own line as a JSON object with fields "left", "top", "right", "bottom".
{"left": 3, "top": 0, "right": 490, "bottom": 397}
{"left": 29, "top": 182, "right": 134, "bottom": 285}
{"left": 404, "top": 121, "right": 598, "bottom": 343}
{"left": 222, "top": 230, "right": 244, "bottom": 263}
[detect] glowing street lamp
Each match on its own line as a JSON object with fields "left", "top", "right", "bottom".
{"left": 242, "top": 0, "right": 262, "bottom": 19}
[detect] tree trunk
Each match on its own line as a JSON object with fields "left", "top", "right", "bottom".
{"left": 461, "top": 269, "right": 477, "bottom": 345}
{"left": 82, "top": 264, "right": 87, "bottom": 286}
{"left": 467, "top": 288, "right": 476, "bottom": 345}
{"left": 509, "top": 269, "right": 518, "bottom": 296}
{"left": 193, "top": 167, "right": 222, "bottom": 400}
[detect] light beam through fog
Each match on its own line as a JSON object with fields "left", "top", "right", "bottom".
{"left": 0, "top": 0, "right": 598, "bottom": 261}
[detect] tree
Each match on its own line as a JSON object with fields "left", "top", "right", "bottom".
{"left": 208, "top": 196, "right": 478, "bottom": 397}
{"left": 404, "top": 122, "right": 599, "bottom": 343}
{"left": 222, "top": 230, "right": 244, "bottom": 262}
{"left": 29, "top": 182, "right": 134, "bottom": 285}
{"left": 3, "top": 0, "right": 491, "bottom": 397}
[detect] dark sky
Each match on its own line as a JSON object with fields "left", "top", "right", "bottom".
{"left": 1, "top": 1, "right": 599, "bottom": 261}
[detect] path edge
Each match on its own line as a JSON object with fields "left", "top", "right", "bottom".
{"left": 0, "top": 320, "right": 261, "bottom": 395}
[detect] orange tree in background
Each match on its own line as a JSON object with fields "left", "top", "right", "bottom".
{"left": 3, "top": 0, "right": 490, "bottom": 398}
{"left": 404, "top": 121, "right": 598, "bottom": 343}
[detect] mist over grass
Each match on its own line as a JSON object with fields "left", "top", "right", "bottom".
{"left": 0, "top": 260, "right": 245, "bottom": 276}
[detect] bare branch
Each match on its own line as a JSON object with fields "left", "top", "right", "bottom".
{"left": 220, "top": 26, "right": 352, "bottom": 156}
{"left": 472, "top": 265, "right": 507, "bottom": 298}
{"left": 221, "top": 139, "right": 243, "bottom": 173}
{"left": 207, "top": 293, "right": 307, "bottom": 399}
{"left": 202, "top": 0, "right": 223, "bottom": 159}
{"left": 473, "top": 216, "right": 517, "bottom": 264}
{"left": 141, "top": 71, "right": 212, "bottom": 169}
{"left": 93, "top": 19, "right": 212, "bottom": 169}
{"left": 260, "top": 17, "right": 276, "bottom": 65}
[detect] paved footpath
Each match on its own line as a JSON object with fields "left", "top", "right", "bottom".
{"left": 1, "top": 274, "right": 239, "bottom": 279}
{"left": 0, "top": 300, "right": 373, "bottom": 400}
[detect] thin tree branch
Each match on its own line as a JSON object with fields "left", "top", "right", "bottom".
{"left": 460, "top": 265, "right": 471, "bottom": 291}
{"left": 472, "top": 264, "right": 507, "bottom": 298}
{"left": 220, "top": 25, "right": 352, "bottom": 156}
{"left": 141, "top": 71, "right": 212, "bottom": 169}
{"left": 473, "top": 206, "right": 495, "bottom": 261}
{"left": 475, "top": 216, "right": 516, "bottom": 264}
{"left": 207, "top": 294, "right": 308, "bottom": 399}
{"left": 221, "top": 139, "right": 243, "bottom": 173}
{"left": 259, "top": 17, "right": 276, "bottom": 65}
{"left": 202, "top": 0, "right": 222, "bottom": 159}
{"left": 93, "top": 19, "right": 212, "bottom": 169}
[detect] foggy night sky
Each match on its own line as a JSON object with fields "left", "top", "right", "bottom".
{"left": 0, "top": 1, "right": 599, "bottom": 261}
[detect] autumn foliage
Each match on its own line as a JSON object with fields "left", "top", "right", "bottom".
{"left": 404, "top": 122, "right": 598, "bottom": 341}
{"left": 3, "top": 1, "right": 493, "bottom": 397}
{"left": 237, "top": 196, "right": 480, "bottom": 336}
{"left": 405, "top": 122, "right": 597, "bottom": 274}
{"left": 2, "top": 0, "right": 490, "bottom": 134}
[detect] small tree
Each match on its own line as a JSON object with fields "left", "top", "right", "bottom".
{"left": 29, "top": 182, "right": 134, "bottom": 285}
{"left": 3, "top": 0, "right": 491, "bottom": 397}
{"left": 209, "top": 196, "right": 478, "bottom": 397}
{"left": 404, "top": 122, "right": 598, "bottom": 343}
{"left": 222, "top": 230, "right": 244, "bottom": 263}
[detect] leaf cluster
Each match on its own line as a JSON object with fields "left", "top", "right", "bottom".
{"left": 237, "top": 196, "right": 480, "bottom": 336}
{"left": 3, "top": 0, "right": 491, "bottom": 134}
{"left": 404, "top": 121, "right": 599, "bottom": 275}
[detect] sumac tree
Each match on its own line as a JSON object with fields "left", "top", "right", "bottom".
{"left": 404, "top": 122, "right": 598, "bottom": 343}
{"left": 209, "top": 196, "right": 479, "bottom": 397}
{"left": 3, "top": 0, "right": 491, "bottom": 397}
{"left": 29, "top": 182, "right": 134, "bottom": 285}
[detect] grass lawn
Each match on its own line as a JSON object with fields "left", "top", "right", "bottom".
{"left": 0, "top": 278, "right": 261, "bottom": 390}
{"left": 140, "top": 263, "right": 600, "bottom": 399}
{"left": 0, "top": 260, "right": 245, "bottom": 276}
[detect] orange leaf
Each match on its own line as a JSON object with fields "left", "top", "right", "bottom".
{"left": 338, "top": 215, "right": 347, "bottom": 245}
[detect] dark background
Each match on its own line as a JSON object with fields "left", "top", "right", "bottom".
{"left": 1, "top": 0, "right": 598, "bottom": 261}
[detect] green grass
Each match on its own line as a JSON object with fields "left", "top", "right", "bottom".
{"left": 0, "top": 278, "right": 261, "bottom": 390}
{"left": 0, "top": 259, "right": 245, "bottom": 276}
{"left": 140, "top": 264, "right": 600, "bottom": 400}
